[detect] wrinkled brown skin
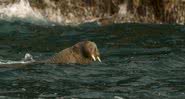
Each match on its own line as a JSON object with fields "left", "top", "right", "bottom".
{"left": 43, "top": 41, "right": 101, "bottom": 64}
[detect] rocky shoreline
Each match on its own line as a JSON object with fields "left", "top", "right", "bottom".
{"left": 0, "top": 0, "right": 185, "bottom": 25}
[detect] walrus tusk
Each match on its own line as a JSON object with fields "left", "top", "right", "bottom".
{"left": 91, "top": 54, "right": 96, "bottom": 61}
{"left": 97, "top": 56, "right": 101, "bottom": 62}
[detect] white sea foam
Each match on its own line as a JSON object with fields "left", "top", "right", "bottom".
{"left": 0, "top": 59, "right": 31, "bottom": 64}
{"left": 0, "top": 53, "right": 34, "bottom": 65}
{"left": 0, "top": 0, "right": 97, "bottom": 25}
{"left": 0, "top": 0, "right": 47, "bottom": 24}
{"left": 0, "top": 0, "right": 72, "bottom": 25}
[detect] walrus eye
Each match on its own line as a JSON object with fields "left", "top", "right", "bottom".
{"left": 91, "top": 54, "right": 96, "bottom": 61}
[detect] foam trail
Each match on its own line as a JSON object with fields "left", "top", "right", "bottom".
{"left": 0, "top": 60, "right": 31, "bottom": 65}
{"left": 0, "top": 53, "right": 34, "bottom": 65}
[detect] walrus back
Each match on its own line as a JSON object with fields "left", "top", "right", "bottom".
{"left": 44, "top": 47, "right": 92, "bottom": 64}
{"left": 45, "top": 48, "right": 77, "bottom": 64}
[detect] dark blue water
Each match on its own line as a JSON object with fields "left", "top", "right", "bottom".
{"left": 0, "top": 20, "right": 185, "bottom": 99}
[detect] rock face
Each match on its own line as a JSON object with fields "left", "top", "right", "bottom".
{"left": 0, "top": 0, "right": 184, "bottom": 25}
{"left": 44, "top": 41, "right": 101, "bottom": 64}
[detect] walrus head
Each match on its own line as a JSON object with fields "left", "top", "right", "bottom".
{"left": 83, "top": 41, "right": 101, "bottom": 62}
{"left": 73, "top": 41, "right": 101, "bottom": 62}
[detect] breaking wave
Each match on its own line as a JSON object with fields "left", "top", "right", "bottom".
{"left": 0, "top": 0, "right": 49, "bottom": 25}
{"left": 0, "top": 0, "right": 97, "bottom": 25}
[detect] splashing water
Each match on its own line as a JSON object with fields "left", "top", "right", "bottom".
{"left": 0, "top": 0, "right": 47, "bottom": 24}
{"left": 0, "top": 0, "right": 98, "bottom": 25}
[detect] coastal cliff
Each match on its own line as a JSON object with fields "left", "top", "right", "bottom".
{"left": 0, "top": 0, "right": 185, "bottom": 25}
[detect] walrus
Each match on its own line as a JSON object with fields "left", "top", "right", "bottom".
{"left": 43, "top": 40, "right": 101, "bottom": 64}
{"left": 0, "top": 41, "right": 101, "bottom": 67}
